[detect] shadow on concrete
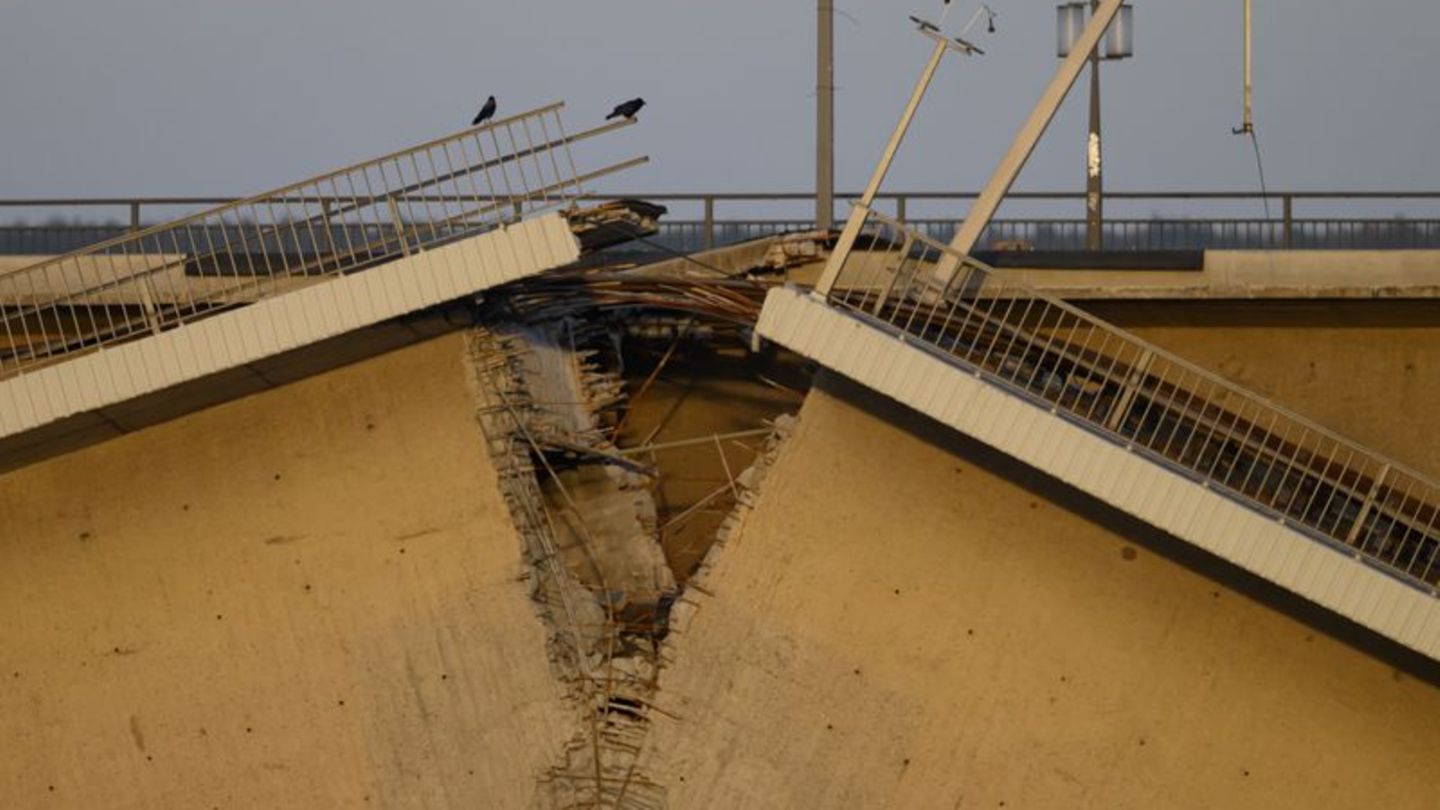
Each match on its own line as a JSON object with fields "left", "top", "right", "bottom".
{"left": 818, "top": 370, "right": 1440, "bottom": 688}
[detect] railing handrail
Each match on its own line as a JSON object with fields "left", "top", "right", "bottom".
{"left": 9, "top": 215, "right": 1438, "bottom": 225}
{"left": 6, "top": 216, "right": 1436, "bottom": 260}
{"left": 852, "top": 206, "right": 1440, "bottom": 504}
{"left": 9, "top": 188, "right": 1437, "bottom": 256}
{"left": 0, "top": 102, "right": 651, "bottom": 377}
{"left": 630, "top": 216, "right": 1440, "bottom": 223}
{"left": 0, "top": 103, "right": 588, "bottom": 278}
{"left": 819, "top": 206, "right": 1440, "bottom": 589}
{"left": 856, "top": 206, "right": 1440, "bottom": 490}
{"left": 7, "top": 189, "right": 1440, "bottom": 207}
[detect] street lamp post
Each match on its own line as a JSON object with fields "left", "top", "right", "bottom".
{"left": 817, "top": 0, "right": 835, "bottom": 233}
{"left": 1237, "top": 0, "right": 1253, "bottom": 135}
{"left": 1087, "top": 0, "right": 1103, "bottom": 251}
{"left": 1059, "top": 2, "right": 1132, "bottom": 250}
{"left": 946, "top": 0, "right": 1127, "bottom": 262}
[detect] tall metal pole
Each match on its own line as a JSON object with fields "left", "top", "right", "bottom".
{"left": 814, "top": 30, "right": 967, "bottom": 296}
{"left": 946, "top": 0, "right": 1127, "bottom": 261}
{"left": 817, "top": 0, "right": 835, "bottom": 233}
{"left": 1242, "top": 0, "right": 1253, "bottom": 132}
{"left": 1086, "top": 0, "right": 1104, "bottom": 250}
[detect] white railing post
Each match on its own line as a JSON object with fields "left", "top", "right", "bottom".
{"left": 0, "top": 104, "right": 649, "bottom": 380}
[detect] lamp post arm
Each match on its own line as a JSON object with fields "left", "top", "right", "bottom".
{"left": 814, "top": 29, "right": 966, "bottom": 296}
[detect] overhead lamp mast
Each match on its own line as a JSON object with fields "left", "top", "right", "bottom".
{"left": 945, "top": 0, "right": 1129, "bottom": 264}
{"left": 817, "top": 0, "right": 835, "bottom": 233}
{"left": 1059, "top": 2, "right": 1133, "bottom": 250}
{"left": 1235, "top": 0, "right": 1254, "bottom": 134}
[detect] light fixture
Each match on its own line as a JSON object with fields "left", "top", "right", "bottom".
{"left": 1057, "top": 3, "right": 1133, "bottom": 60}
{"left": 1056, "top": 3, "right": 1087, "bottom": 57}
{"left": 1105, "top": 4, "right": 1134, "bottom": 59}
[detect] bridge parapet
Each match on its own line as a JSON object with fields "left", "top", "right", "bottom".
{"left": 8, "top": 190, "right": 1440, "bottom": 257}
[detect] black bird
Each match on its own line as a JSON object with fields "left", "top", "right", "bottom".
{"left": 605, "top": 98, "right": 645, "bottom": 121}
{"left": 471, "top": 95, "right": 496, "bottom": 126}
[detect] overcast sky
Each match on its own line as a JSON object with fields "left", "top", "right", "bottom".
{"left": 3, "top": 1, "right": 1439, "bottom": 217}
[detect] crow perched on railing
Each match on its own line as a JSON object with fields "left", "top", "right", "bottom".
{"left": 471, "top": 95, "right": 497, "bottom": 126}
{"left": 606, "top": 98, "right": 645, "bottom": 121}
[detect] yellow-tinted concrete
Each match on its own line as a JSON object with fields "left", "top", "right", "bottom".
{"left": 0, "top": 334, "right": 568, "bottom": 808}
{"left": 997, "top": 250, "right": 1440, "bottom": 299}
{"left": 649, "top": 375, "right": 1440, "bottom": 808}
{"left": 787, "top": 250, "right": 1440, "bottom": 300}
{"left": 4, "top": 299, "right": 1438, "bottom": 806}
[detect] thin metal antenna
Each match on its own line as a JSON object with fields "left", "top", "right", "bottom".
{"left": 1231, "top": 0, "right": 1269, "bottom": 220}
{"left": 817, "top": 0, "right": 834, "bottom": 232}
{"left": 1233, "top": 0, "right": 1253, "bottom": 135}
{"left": 1243, "top": 0, "right": 1253, "bottom": 132}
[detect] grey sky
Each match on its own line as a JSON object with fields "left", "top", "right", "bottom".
{"left": 3, "top": 1, "right": 1439, "bottom": 216}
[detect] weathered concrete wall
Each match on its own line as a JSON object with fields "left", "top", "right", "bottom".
{"left": 4, "top": 299, "right": 1438, "bottom": 806}
{"left": 0, "top": 334, "right": 568, "bottom": 808}
{"left": 787, "top": 250, "right": 1440, "bottom": 300}
{"left": 649, "top": 374, "right": 1440, "bottom": 808}
{"left": 996, "top": 250, "right": 1440, "bottom": 299}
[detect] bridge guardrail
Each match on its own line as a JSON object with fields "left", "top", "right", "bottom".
{"left": 7, "top": 190, "right": 1440, "bottom": 254}
{"left": 824, "top": 205, "right": 1440, "bottom": 593}
{"left": 0, "top": 104, "right": 642, "bottom": 378}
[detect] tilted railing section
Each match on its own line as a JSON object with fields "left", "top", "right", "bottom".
{"left": 826, "top": 208, "right": 1440, "bottom": 594}
{"left": 0, "top": 103, "right": 597, "bottom": 378}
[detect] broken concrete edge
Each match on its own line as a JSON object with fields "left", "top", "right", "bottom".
{"left": 462, "top": 313, "right": 803, "bottom": 806}
{"left": 463, "top": 324, "right": 668, "bottom": 806}
{"left": 662, "top": 412, "right": 801, "bottom": 644}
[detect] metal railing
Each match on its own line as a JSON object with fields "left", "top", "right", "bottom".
{"left": 0, "top": 103, "right": 640, "bottom": 378}
{"left": 12, "top": 217, "right": 1440, "bottom": 257}
{"left": 824, "top": 207, "right": 1440, "bottom": 592}
{"left": 7, "top": 191, "right": 1440, "bottom": 255}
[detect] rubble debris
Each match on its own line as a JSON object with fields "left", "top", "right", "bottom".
{"left": 467, "top": 324, "right": 671, "bottom": 808}
{"left": 464, "top": 259, "right": 809, "bottom": 806}
{"left": 567, "top": 200, "right": 668, "bottom": 253}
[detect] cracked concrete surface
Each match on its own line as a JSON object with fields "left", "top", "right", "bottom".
{"left": 644, "top": 372, "right": 1440, "bottom": 809}
{"left": 4, "top": 300, "right": 1439, "bottom": 808}
{"left": 0, "top": 333, "right": 570, "bottom": 807}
